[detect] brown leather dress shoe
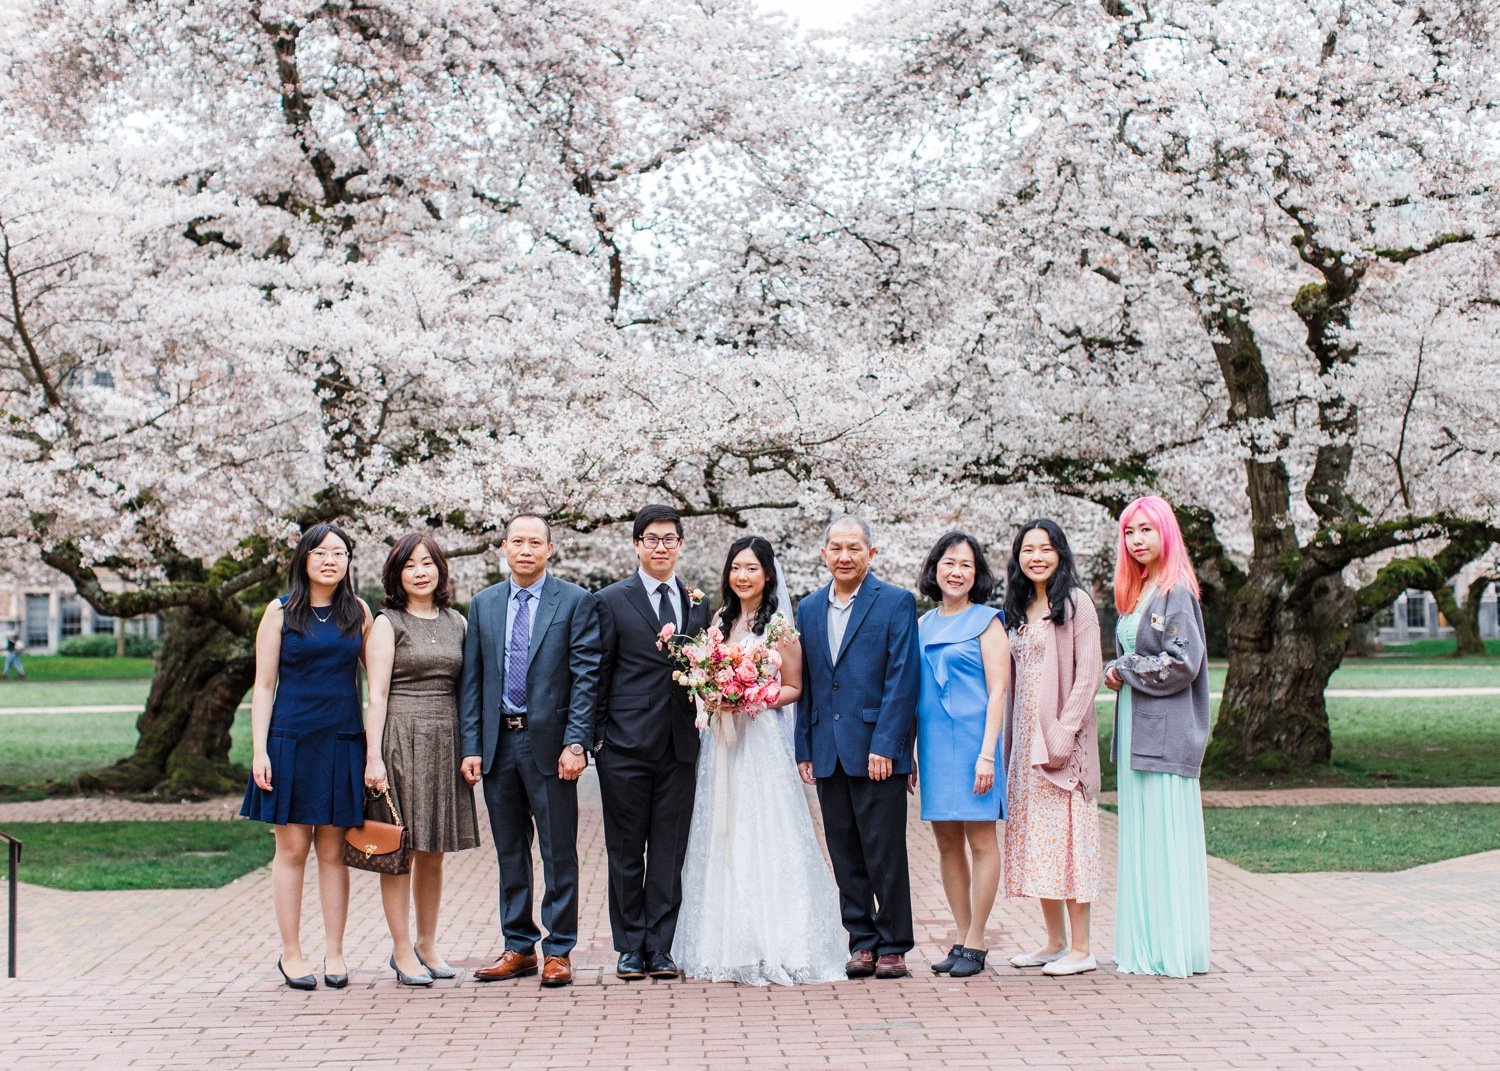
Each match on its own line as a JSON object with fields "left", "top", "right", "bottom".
{"left": 540, "top": 955, "right": 573, "bottom": 988}
{"left": 875, "top": 953, "right": 910, "bottom": 979}
{"left": 473, "top": 949, "right": 538, "bottom": 982}
{"left": 845, "top": 949, "right": 876, "bottom": 978}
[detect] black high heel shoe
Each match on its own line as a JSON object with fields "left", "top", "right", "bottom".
{"left": 277, "top": 958, "right": 317, "bottom": 991}
{"left": 931, "top": 944, "right": 964, "bottom": 974}
{"left": 323, "top": 962, "right": 349, "bottom": 989}
{"left": 389, "top": 954, "right": 434, "bottom": 987}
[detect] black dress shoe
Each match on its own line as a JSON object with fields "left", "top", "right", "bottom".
{"left": 616, "top": 951, "right": 646, "bottom": 980}
{"left": 646, "top": 951, "right": 681, "bottom": 979}
{"left": 932, "top": 944, "right": 964, "bottom": 974}
{"left": 323, "top": 970, "right": 349, "bottom": 989}
{"left": 277, "top": 958, "right": 317, "bottom": 991}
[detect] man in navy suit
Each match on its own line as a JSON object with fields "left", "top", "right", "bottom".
{"left": 796, "top": 515, "right": 920, "bottom": 979}
{"left": 594, "top": 503, "right": 712, "bottom": 981}
{"left": 460, "top": 514, "right": 601, "bottom": 988}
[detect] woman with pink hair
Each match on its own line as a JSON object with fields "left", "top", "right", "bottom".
{"left": 1103, "top": 495, "right": 1211, "bottom": 977}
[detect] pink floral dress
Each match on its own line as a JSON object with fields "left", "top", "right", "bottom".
{"left": 1003, "top": 622, "right": 1101, "bottom": 902}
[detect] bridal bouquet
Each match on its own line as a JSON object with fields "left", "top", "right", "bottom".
{"left": 658, "top": 614, "right": 796, "bottom": 729}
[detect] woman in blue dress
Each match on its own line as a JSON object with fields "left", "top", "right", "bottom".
{"left": 241, "top": 523, "right": 372, "bottom": 990}
{"left": 1104, "top": 495, "right": 1212, "bottom": 977}
{"left": 915, "top": 531, "right": 1010, "bottom": 978}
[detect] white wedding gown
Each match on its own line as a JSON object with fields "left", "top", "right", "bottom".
{"left": 672, "top": 625, "right": 848, "bottom": 986}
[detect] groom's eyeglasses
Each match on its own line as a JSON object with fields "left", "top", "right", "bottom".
{"left": 638, "top": 535, "right": 682, "bottom": 549}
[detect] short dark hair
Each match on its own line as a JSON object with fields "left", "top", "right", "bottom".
{"left": 505, "top": 514, "right": 553, "bottom": 542}
{"left": 632, "top": 503, "right": 684, "bottom": 541}
{"left": 918, "top": 530, "right": 996, "bottom": 605}
{"left": 381, "top": 532, "right": 452, "bottom": 611}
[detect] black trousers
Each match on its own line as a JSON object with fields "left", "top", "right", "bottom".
{"left": 595, "top": 743, "right": 696, "bottom": 953}
{"left": 816, "top": 762, "right": 914, "bottom": 955}
{"left": 481, "top": 727, "right": 579, "bottom": 956}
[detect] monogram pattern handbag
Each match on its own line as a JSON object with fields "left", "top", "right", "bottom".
{"left": 343, "top": 786, "right": 410, "bottom": 875}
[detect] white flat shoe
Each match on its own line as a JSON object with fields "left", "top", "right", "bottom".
{"left": 1042, "top": 953, "right": 1098, "bottom": 976}
{"left": 1009, "top": 948, "right": 1067, "bottom": 968}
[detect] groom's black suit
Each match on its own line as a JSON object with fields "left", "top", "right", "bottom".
{"left": 594, "top": 573, "right": 712, "bottom": 955}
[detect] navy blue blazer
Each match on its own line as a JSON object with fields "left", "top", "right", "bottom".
{"left": 458, "top": 574, "right": 602, "bottom": 777}
{"left": 794, "top": 573, "right": 920, "bottom": 778}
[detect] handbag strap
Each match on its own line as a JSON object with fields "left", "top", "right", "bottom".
{"left": 371, "top": 785, "right": 404, "bottom": 827}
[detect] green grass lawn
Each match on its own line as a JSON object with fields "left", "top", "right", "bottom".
{"left": 1203, "top": 804, "right": 1500, "bottom": 872}
{"left": 0, "top": 655, "right": 155, "bottom": 681}
{"left": 0, "top": 708, "right": 250, "bottom": 791}
{"left": 0, "top": 678, "right": 153, "bottom": 710}
{"left": 1095, "top": 692, "right": 1500, "bottom": 793}
{"left": 1367, "top": 638, "right": 1500, "bottom": 660}
{"left": 3, "top": 820, "right": 274, "bottom": 890}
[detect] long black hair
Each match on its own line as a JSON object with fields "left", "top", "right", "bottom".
{"left": 284, "top": 523, "right": 364, "bottom": 635}
{"left": 1002, "top": 518, "right": 1085, "bottom": 627}
{"left": 718, "top": 535, "right": 780, "bottom": 636}
{"left": 917, "top": 531, "right": 997, "bottom": 605}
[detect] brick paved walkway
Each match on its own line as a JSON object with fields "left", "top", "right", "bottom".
{"left": 1, "top": 776, "right": 1497, "bottom": 1070}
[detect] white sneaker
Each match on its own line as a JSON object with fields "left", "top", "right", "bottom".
{"left": 1042, "top": 953, "right": 1098, "bottom": 976}
{"left": 1009, "top": 948, "right": 1067, "bottom": 968}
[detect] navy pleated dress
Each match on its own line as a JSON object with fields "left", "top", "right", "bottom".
{"left": 240, "top": 597, "right": 366, "bottom": 827}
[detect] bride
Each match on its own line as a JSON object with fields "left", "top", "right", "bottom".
{"left": 672, "top": 535, "right": 847, "bottom": 985}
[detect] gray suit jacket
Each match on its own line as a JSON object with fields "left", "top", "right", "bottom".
{"left": 458, "top": 574, "right": 602, "bottom": 777}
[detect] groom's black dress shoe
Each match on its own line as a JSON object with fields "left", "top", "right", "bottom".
{"left": 616, "top": 951, "right": 646, "bottom": 980}
{"left": 646, "top": 951, "right": 681, "bottom": 979}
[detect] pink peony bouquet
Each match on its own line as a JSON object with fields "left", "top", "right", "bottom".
{"left": 657, "top": 614, "right": 796, "bottom": 728}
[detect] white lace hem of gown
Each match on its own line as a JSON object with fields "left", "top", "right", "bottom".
{"left": 673, "top": 700, "right": 848, "bottom": 987}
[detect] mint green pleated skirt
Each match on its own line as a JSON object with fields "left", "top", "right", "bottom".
{"left": 1113, "top": 683, "right": 1211, "bottom": 977}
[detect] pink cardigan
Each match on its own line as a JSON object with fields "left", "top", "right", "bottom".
{"left": 1002, "top": 589, "right": 1104, "bottom": 802}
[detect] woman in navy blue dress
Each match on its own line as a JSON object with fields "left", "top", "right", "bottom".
{"left": 915, "top": 532, "right": 1010, "bottom": 978}
{"left": 241, "top": 523, "right": 372, "bottom": 990}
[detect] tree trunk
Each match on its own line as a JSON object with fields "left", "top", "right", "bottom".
{"left": 69, "top": 608, "right": 255, "bottom": 797}
{"left": 1206, "top": 566, "right": 1345, "bottom": 775}
{"left": 1430, "top": 576, "right": 1491, "bottom": 658}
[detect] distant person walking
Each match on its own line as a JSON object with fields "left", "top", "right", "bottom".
{"left": 3, "top": 630, "right": 23, "bottom": 679}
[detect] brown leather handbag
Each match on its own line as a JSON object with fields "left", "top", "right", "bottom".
{"left": 343, "top": 787, "right": 410, "bottom": 875}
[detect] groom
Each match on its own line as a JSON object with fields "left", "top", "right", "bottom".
{"left": 594, "top": 503, "right": 712, "bottom": 980}
{"left": 796, "top": 515, "right": 920, "bottom": 979}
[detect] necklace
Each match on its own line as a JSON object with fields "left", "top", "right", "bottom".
{"left": 311, "top": 605, "right": 332, "bottom": 624}
{"left": 408, "top": 608, "right": 441, "bottom": 643}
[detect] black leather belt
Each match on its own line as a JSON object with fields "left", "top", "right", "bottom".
{"left": 502, "top": 714, "right": 527, "bottom": 731}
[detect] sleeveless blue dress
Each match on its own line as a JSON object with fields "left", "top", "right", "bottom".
{"left": 240, "top": 598, "right": 366, "bottom": 827}
{"left": 917, "top": 603, "right": 1005, "bottom": 821}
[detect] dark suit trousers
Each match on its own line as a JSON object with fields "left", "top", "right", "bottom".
{"left": 594, "top": 743, "right": 696, "bottom": 953}
{"left": 817, "top": 762, "right": 914, "bottom": 955}
{"left": 481, "top": 727, "right": 579, "bottom": 956}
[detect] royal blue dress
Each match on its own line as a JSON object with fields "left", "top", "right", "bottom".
{"left": 240, "top": 598, "right": 366, "bottom": 827}
{"left": 917, "top": 603, "right": 1005, "bottom": 821}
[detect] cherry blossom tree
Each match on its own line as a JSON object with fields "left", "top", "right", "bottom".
{"left": 0, "top": 0, "right": 914, "bottom": 794}
{"left": 835, "top": 0, "right": 1500, "bottom": 772}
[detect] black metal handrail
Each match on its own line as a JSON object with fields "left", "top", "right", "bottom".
{"left": 0, "top": 830, "right": 19, "bottom": 978}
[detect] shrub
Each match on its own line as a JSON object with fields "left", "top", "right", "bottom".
{"left": 54, "top": 634, "right": 159, "bottom": 658}
{"left": 57, "top": 634, "right": 117, "bottom": 657}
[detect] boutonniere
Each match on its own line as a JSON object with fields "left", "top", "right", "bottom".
{"left": 686, "top": 588, "right": 705, "bottom": 607}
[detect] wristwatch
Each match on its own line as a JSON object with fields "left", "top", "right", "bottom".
{"left": 565, "top": 743, "right": 585, "bottom": 756}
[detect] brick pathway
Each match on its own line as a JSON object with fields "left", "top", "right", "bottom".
{"left": 1, "top": 776, "right": 1497, "bottom": 1069}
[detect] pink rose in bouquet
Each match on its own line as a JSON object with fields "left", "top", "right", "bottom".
{"left": 664, "top": 613, "right": 798, "bottom": 727}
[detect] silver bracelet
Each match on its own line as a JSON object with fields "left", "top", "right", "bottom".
{"left": 976, "top": 754, "right": 995, "bottom": 763}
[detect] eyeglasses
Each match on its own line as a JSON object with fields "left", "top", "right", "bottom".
{"left": 638, "top": 535, "right": 682, "bottom": 549}
{"left": 309, "top": 549, "right": 349, "bottom": 561}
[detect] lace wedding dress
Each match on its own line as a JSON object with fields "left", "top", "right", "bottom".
{"left": 672, "top": 612, "right": 848, "bottom": 985}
